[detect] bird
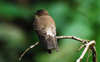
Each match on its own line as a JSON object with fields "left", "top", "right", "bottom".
{"left": 33, "top": 9, "right": 58, "bottom": 54}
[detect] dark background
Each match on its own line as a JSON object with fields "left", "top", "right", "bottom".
{"left": 0, "top": 0, "right": 99, "bottom": 62}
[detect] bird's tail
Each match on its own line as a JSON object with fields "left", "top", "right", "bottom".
{"left": 47, "top": 36, "right": 58, "bottom": 52}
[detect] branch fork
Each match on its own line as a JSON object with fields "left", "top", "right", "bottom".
{"left": 77, "top": 40, "right": 96, "bottom": 62}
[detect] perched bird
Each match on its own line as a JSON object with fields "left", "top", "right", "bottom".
{"left": 33, "top": 9, "right": 58, "bottom": 54}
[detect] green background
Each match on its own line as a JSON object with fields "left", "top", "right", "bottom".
{"left": 0, "top": 0, "right": 99, "bottom": 62}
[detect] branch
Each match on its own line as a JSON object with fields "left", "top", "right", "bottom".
{"left": 56, "top": 36, "right": 97, "bottom": 62}
{"left": 76, "top": 41, "right": 95, "bottom": 62}
{"left": 91, "top": 46, "right": 97, "bottom": 62}
{"left": 19, "top": 36, "right": 97, "bottom": 62}
{"left": 56, "top": 36, "right": 89, "bottom": 43}
{"left": 19, "top": 42, "right": 39, "bottom": 60}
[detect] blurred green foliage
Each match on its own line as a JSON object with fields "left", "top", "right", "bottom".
{"left": 0, "top": 0, "right": 99, "bottom": 62}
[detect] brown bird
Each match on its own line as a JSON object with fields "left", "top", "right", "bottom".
{"left": 33, "top": 9, "right": 58, "bottom": 54}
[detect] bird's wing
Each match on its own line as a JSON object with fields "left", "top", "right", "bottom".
{"left": 33, "top": 17, "right": 46, "bottom": 36}
{"left": 33, "top": 16, "right": 56, "bottom": 36}
{"left": 50, "top": 18, "right": 56, "bottom": 35}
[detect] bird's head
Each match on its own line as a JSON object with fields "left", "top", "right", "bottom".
{"left": 34, "top": 9, "right": 49, "bottom": 16}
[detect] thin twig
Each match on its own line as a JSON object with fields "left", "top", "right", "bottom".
{"left": 56, "top": 36, "right": 83, "bottom": 42}
{"left": 19, "top": 42, "right": 39, "bottom": 60}
{"left": 78, "top": 45, "right": 85, "bottom": 51}
{"left": 56, "top": 36, "right": 90, "bottom": 43}
{"left": 91, "top": 46, "right": 97, "bottom": 62}
{"left": 86, "top": 49, "right": 92, "bottom": 62}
